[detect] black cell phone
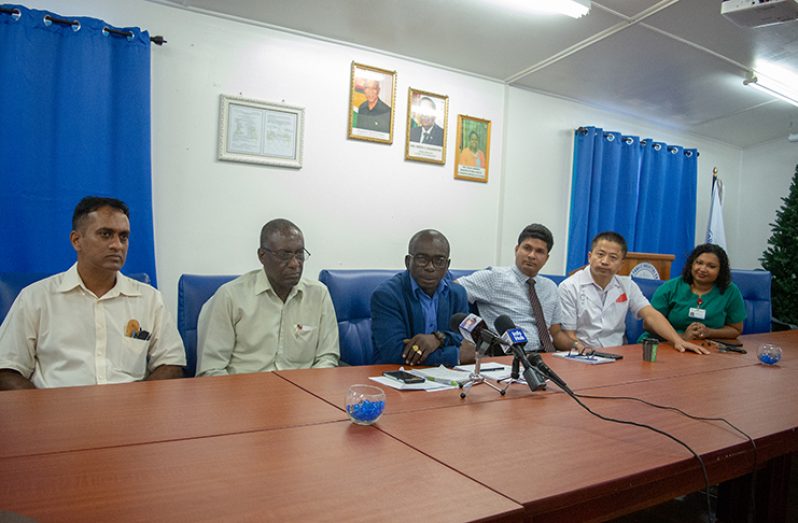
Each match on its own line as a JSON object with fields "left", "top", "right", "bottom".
{"left": 383, "top": 370, "right": 425, "bottom": 384}
{"left": 591, "top": 351, "right": 623, "bottom": 360}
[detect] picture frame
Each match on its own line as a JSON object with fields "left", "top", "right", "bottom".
{"left": 348, "top": 62, "right": 397, "bottom": 144}
{"left": 454, "top": 114, "right": 491, "bottom": 183}
{"left": 218, "top": 95, "right": 304, "bottom": 169}
{"left": 405, "top": 88, "right": 448, "bottom": 164}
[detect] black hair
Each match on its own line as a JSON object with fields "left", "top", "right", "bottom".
{"left": 72, "top": 196, "right": 129, "bottom": 231}
{"left": 518, "top": 224, "right": 553, "bottom": 253}
{"left": 682, "top": 243, "right": 732, "bottom": 292}
{"left": 591, "top": 231, "right": 628, "bottom": 256}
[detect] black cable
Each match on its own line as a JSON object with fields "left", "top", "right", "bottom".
{"left": 576, "top": 392, "right": 759, "bottom": 522}
{"left": 558, "top": 390, "right": 715, "bottom": 522}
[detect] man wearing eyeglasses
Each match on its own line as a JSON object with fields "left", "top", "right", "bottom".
{"left": 196, "top": 219, "right": 339, "bottom": 376}
{"left": 371, "top": 229, "right": 475, "bottom": 366}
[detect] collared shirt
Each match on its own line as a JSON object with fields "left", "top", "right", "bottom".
{"left": 558, "top": 266, "right": 650, "bottom": 348}
{"left": 456, "top": 265, "right": 562, "bottom": 350}
{"left": 0, "top": 264, "right": 186, "bottom": 388}
{"left": 409, "top": 276, "right": 449, "bottom": 334}
{"left": 196, "top": 269, "right": 339, "bottom": 376}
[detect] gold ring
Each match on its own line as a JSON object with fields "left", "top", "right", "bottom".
{"left": 412, "top": 345, "right": 422, "bottom": 354}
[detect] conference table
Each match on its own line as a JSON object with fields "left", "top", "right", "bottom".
{"left": 0, "top": 331, "right": 795, "bottom": 522}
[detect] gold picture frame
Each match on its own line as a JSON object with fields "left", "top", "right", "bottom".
{"left": 347, "top": 62, "right": 396, "bottom": 144}
{"left": 454, "top": 114, "right": 491, "bottom": 183}
{"left": 405, "top": 88, "right": 448, "bottom": 164}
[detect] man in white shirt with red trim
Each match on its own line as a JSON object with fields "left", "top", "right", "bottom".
{"left": 558, "top": 231, "right": 708, "bottom": 354}
{"left": 0, "top": 196, "right": 186, "bottom": 390}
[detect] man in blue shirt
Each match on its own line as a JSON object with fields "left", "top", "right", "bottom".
{"left": 371, "top": 229, "right": 475, "bottom": 366}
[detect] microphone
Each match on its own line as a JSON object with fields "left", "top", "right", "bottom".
{"left": 450, "top": 312, "right": 502, "bottom": 356}
{"left": 493, "top": 315, "right": 547, "bottom": 391}
{"left": 494, "top": 315, "right": 572, "bottom": 394}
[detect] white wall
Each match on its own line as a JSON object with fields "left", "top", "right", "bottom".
{"left": 23, "top": 0, "right": 792, "bottom": 317}
{"left": 733, "top": 139, "right": 798, "bottom": 269}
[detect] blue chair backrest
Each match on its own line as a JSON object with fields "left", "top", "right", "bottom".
{"left": 318, "top": 269, "right": 401, "bottom": 366}
{"left": 731, "top": 269, "right": 771, "bottom": 334}
{"left": 177, "top": 274, "right": 238, "bottom": 377}
{"left": 1, "top": 271, "right": 151, "bottom": 325}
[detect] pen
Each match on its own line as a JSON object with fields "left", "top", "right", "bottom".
{"left": 479, "top": 367, "right": 505, "bottom": 372}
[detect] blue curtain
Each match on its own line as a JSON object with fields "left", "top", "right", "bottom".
{"left": 567, "top": 126, "right": 697, "bottom": 277}
{"left": 0, "top": 5, "right": 156, "bottom": 284}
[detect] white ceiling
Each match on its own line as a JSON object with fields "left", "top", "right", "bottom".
{"left": 155, "top": 0, "right": 798, "bottom": 148}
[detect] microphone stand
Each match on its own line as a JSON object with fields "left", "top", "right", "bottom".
{"left": 459, "top": 337, "right": 511, "bottom": 399}
{"left": 502, "top": 346, "right": 547, "bottom": 392}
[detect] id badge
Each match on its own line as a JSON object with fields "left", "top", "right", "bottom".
{"left": 688, "top": 307, "right": 706, "bottom": 320}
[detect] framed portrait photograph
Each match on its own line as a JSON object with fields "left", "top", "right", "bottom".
{"left": 405, "top": 88, "right": 448, "bottom": 164}
{"left": 218, "top": 95, "right": 304, "bottom": 169}
{"left": 454, "top": 115, "right": 491, "bottom": 183}
{"left": 348, "top": 62, "right": 397, "bottom": 144}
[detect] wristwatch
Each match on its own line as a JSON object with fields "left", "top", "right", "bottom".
{"left": 433, "top": 331, "right": 446, "bottom": 347}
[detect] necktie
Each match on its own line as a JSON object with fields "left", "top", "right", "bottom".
{"left": 527, "top": 278, "right": 556, "bottom": 352}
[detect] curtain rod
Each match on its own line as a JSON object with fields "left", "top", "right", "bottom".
{"left": 0, "top": 7, "right": 166, "bottom": 45}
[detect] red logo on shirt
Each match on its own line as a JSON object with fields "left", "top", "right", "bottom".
{"left": 616, "top": 293, "right": 628, "bottom": 303}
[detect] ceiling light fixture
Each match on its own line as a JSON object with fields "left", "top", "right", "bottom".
{"left": 499, "top": 0, "right": 591, "bottom": 19}
{"left": 744, "top": 71, "right": 798, "bottom": 108}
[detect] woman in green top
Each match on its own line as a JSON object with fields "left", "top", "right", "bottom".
{"left": 645, "top": 244, "right": 746, "bottom": 340}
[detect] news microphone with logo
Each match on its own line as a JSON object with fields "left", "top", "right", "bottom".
{"left": 494, "top": 315, "right": 571, "bottom": 394}
{"left": 493, "top": 315, "right": 547, "bottom": 391}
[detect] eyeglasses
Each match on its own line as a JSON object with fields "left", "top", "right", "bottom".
{"left": 409, "top": 253, "right": 449, "bottom": 269}
{"left": 262, "top": 248, "right": 311, "bottom": 263}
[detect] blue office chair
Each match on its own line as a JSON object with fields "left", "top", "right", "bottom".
{"left": 177, "top": 274, "right": 238, "bottom": 377}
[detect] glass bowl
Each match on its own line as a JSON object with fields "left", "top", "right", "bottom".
{"left": 757, "top": 344, "right": 782, "bottom": 366}
{"left": 345, "top": 384, "right": 386, "bottom": 425}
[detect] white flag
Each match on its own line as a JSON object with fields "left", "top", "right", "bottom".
{"left": 705, "top": 176, "right": 726, "bottom": 249}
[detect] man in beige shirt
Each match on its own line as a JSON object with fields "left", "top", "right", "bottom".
{"left": 0, "top": 196, "right": 185, "bottom": 389}
{"left": 196, "top": 219, "right": 339, "bottom": 376}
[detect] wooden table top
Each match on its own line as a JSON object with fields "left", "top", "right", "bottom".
{"left": 373, "top": 364, "right": 798, "bottom": 522}
{"left": 0, "top": 421, "right": 525, "bottom": 523}
{"left": 0, "top": 371, "right": 346, "bottom": 458}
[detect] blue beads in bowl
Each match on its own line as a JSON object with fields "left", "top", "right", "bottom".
{"left": 757, "top": 344, "right": 782, "bottom": 366}
{"left": 346, "top": 384, "right": 386, "bottom": 425}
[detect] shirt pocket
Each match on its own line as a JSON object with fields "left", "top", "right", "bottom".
{"left": 286, "top": 324, "right": 319, "bottom": 365}
{"left": 112, "top": 337, "right": 149, "bottom": 378}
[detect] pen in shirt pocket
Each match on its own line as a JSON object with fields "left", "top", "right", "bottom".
{"left": 125, "top": 319, "right": 151, "bottom": 341}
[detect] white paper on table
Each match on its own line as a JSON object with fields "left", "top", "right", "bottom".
{"left": 454, "top": 362, "right": 514, "bottom": 381}
{"left": 369, "top": 376, "right": 455, "bottom": 391}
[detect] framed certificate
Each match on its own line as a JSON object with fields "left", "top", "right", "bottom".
{"left": 218, "top": 95, "right": 304, "bottom": 169}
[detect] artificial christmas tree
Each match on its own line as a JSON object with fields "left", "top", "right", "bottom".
{"left": 761, "top": 163, "right": 798, "bottom": 325}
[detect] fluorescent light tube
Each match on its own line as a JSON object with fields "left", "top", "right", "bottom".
{"left": 744, "top": 71, "right": 798, "bottom": 108}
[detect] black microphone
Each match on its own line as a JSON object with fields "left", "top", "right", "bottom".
{"left": 492, "top": 315, "right": 547, "bottom": 391}
{"left": 494, "top": 315, "right": 571, "bottom": 394}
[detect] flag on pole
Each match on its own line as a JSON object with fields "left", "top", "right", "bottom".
{"left": 705, "top": 172, "right": 726, "bottom": 249}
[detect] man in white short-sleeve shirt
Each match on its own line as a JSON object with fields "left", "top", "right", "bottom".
{"left": 0, "top": 196, "right": 186, "bottom": 390}
{"left": 558, "top": 231, "right": 708, "bottom": 354}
